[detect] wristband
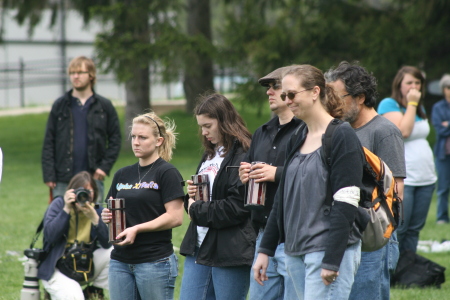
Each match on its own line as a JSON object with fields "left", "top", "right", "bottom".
{"left": 408, "top": 102, "right": 418, "bottom": 107}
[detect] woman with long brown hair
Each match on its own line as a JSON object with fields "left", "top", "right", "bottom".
{"left": 378, "top": 66, "right": 436, "bottom": 253}
{"left": 179, "top": 93, "right": 254, "bottom": 300}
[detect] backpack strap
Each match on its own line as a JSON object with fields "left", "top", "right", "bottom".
{"left": 321, "top": 119, "right": 344, "bottom": 214}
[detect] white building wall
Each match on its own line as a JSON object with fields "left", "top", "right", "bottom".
{"left": 0, "top": 9, "right": 184, "bottom": 108}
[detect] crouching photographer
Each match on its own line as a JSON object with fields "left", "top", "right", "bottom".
{"left": 38, "top": 171, "right": 112, "bottom": 300}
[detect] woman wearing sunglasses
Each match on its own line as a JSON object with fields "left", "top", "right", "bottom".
{"left": 179, "top": 93, "right": 254, "bottom": 300}
{"left": 253, "top": 65, "right": 365, "bottom": 299}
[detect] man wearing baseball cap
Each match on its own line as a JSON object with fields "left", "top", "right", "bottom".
{"left": 239, "top": 66, "right": 303, "bottom": 299}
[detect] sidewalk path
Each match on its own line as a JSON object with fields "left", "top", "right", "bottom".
{"left": 0, "top": 106, "right": 50, "bottom": 117}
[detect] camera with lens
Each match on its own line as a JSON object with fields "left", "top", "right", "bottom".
{"left": 24, "top": 248, "right": 47, "bottom": 262}
{"left": 21, "top": 248, "right": 46, "bottom": 300}
{"left": 74, "top": 187, "right": 91, "bottom": 206}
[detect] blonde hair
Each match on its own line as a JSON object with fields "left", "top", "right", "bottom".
{"left": 131, "top": 112, "right": 177, "bottom": 161}
{"left": 68, "top": 56, "right": 97, "bottom": 86}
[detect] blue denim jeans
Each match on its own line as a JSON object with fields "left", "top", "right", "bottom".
{"left": 349, "top": 234, "right": 399, "bottom": 300}
{"left": 180, "top": 248, "right": 250, "bottom": 300}
{"left": 436, "top": 156, "right": 450, "bottom": 222}
{"left": 398, "top": 184, "right": 435, "bottom": 253}
{"left": 249, "top": 230, "right": 295, "bottom": 300}
{"left": 108, "top": 254, "right": 178, "bottom": 300}
{"left": 285, "top": 240, "right": 361, "bottom": 300}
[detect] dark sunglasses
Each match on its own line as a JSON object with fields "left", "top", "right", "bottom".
{"left": 280, "top": 88, "right": 313, "bottom": 101}
{"left": 266, "top": 83, "right": 281, "bottom": 91}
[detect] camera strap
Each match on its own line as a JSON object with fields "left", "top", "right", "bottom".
{"left": 72, "top": 208, "right": 96, "bottom": 246}
{"left": 74, "top": 209, "right": 80, "bottom": 245}
{"left": 29, "top": 218, "right": 44, "bottom": 249}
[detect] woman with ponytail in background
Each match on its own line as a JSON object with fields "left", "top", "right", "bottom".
{"left": 253, "top": 65, "right": 366, "bottom": 300}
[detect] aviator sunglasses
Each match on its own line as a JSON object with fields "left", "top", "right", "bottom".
{"left": 280, "top": 88, "right": 313, "bottom": 101}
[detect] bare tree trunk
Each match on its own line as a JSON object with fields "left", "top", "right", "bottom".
{"left": 122, "top": 3, "right": 150, "bottom": 150}
{"left": 124, "top": 66, "right": 150, "bottom": 149}
{"left": 183, "top": 0, "right": 215, "bottom": 113}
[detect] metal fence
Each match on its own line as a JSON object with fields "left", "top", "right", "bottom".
{"left": 0, "top": 58, "right": 66, "bottom": 107}
{"left": 0, "top": 57, "right": 123, "bottom": 108}
{"left": 0, "top": 57, "right": 242, "bottom": 108}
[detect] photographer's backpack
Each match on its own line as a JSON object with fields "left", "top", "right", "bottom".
{"left": 391, "top": 250, "right": 446, "bottom": 288}
{"left": 322, "top": 119, "right": 402, "bottom": 252}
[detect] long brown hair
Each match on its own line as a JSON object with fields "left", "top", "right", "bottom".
{"left": 390, "top": 66, "right": 427, "bottom": 119}
{"left": 283, "top": 64, "right": 345, "bottom": 119}
{"left": 194, "top": 93, "right": 251, "bottom": 159}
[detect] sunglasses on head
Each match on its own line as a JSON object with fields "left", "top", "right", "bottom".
{"left": 280, "top": 88, "right": 313, "bottom": 101}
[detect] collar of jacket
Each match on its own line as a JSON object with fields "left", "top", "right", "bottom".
{"left": 262, "top": 115, "right": 302, "bottom": 132}
{"left": 63, "top": 89, "right": 97, "bottom": 105}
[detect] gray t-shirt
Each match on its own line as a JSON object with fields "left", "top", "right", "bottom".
{"left": 283, "top": 148, "right": 329, "bottom": 256}
{"left": 355, "top": 115, "right": 406, "bottom": 178}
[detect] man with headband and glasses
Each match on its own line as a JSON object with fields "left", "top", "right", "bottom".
{"left": 325, "top": 61, "right": 405, "bottom": 300}
{"left": 42, "top": 56, "right": 121, "bottom": 203}
{"left": 239, "top": 66, "right": 303, "bottom": 299}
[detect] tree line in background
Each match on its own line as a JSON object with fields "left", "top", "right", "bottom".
{"left": 3, "top": 0, "right": 450, "bottom": 124}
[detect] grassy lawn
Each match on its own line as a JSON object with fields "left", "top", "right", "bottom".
{"left": 1, "top": 102, "right": 449, "bottom": 299}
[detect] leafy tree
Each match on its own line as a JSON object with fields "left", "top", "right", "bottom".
{"left": 89, "top": 0, "right": 183, "bottom": 140}
{"left": 183, "top": 0, "right": 215, "bottom": 113}
{"left": 1, "top": 0, "right": 202, "bottom": 147}
{"left": 219, "top": 0, "right": 450, "bottom": 110}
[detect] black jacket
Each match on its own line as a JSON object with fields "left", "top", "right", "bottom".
{"left": 243, "top": 116, "right": 303, "bottom": 229}
{"left": 42, "top": 90, "right": 121, "bottom": 183}
{"left": 180, "top": 141, "right": 256, "bottom": 267}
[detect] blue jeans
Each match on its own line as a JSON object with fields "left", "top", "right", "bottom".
{"left": 398, "top": 184, "right": 435, "bottom": 253}
{"left": 249, "top": 230, "right": 295, "bottom": 300}
{"left": 108, "top": 254, "right": 178, "bottom": 300}
{"left": 180, "top": 248, "right": 250, "bottom": 300}
{"left": 349, "top": 234, "right": 399, "bottom": 300}
{"left": 285, "top": 240, "right": 361, "bottom": 300}
{"left": 436, "top": 156, "right": 450, "bottom": 222}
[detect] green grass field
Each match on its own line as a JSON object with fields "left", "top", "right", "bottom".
{"left": 1, "top": 103, "right": 449, "bottom": 300}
